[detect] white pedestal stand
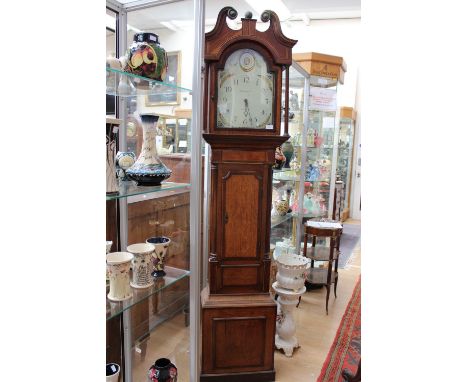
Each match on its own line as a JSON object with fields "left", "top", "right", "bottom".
{"left": 272, "top": 281, "right": 306, "bottom": 357}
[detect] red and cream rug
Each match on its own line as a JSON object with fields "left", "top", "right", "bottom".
{"left": 316, "top": 276, "right": 361, "bottom": 382}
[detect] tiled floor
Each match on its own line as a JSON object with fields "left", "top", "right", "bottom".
{"left": 133, "top": 219, "right": 361, "bottom": 382}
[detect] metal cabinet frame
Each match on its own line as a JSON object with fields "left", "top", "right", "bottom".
{"left": 105, "top": 1, "right": 204, "bottom": 381}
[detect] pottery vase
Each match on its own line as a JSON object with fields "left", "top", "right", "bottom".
{"left": 148, "top": 358, "right": 178, "bottom": 382}
{"left": 106, "top": 363, "right": 120, "bottom": 382}
{"left": 274, "top": 199, "right": 289, "bottom": 216}
{"left": 146, "top": 236, "right": 171, "bottom": 277}
{"left": 124, "top": 32, "right": 168, "bottom": 81}
{"left": 275, "top": 253, "right": 311, "bottom": 291}
{"left": 126, "top": 114, "right": 172, "bottom": 186}
{"left": 106, "top": 123, "right": 119, "bottom": 194}
{"left": 282, "top": 141, "right": 294, "bottom": 168}
{"left": 274, "top": 146, "right": 286, "bottom": 170}
{"left": 127, "top": 243, "right": 155, "bottom": 288}
{"left": 107, "top": 252, "right": 134, "bottom": 301}
{"left": 115, "top": 151, "right": 136, "bottom": 181}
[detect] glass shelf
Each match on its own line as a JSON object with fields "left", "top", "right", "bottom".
{"left": 291, "top": 212, "right": 327, "bottom": 219}
{"left": 106, "top": 67, "right": 192, "bottom": 97}
{"left": 292, "top": 145, "right": 334, "bottom": 149}
{"left": 132, "top": 284, "right": 188, "bottom": 344}
{"left": 106, "top": 181, "right": 190, "bottom": 200}
{"left": 273, "top": 168, "right": 293, "bottom": 174}
{"left": 271, "top": 213, "right": 292, "bottom": 228}
{"left": 273, "top": 171, "right": 300, "bottom": 182}
{"left": 106, "top": 266, "right": 190, "bottom": 320}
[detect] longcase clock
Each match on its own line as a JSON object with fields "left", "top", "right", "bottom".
{"left": 201, "top": 7, "right": 297, "bottom": 382}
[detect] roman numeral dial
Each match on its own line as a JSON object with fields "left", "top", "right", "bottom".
{"left": 216, "top": 49, "right": 274, "bottom": 129}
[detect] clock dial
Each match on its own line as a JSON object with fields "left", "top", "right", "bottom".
{"left": 217, "top": 49, "right": 274, "bottom": 129}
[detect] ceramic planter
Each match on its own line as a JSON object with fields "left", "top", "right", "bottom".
{"left": 275, "top": 253, "right": 311, "bottom": 291}
{"left": 126, "top": 114, "right": 172, "bottom": 186}
{"left": 146, "top": 236, "right": 171, "bottom": 277}
{"left": 148, "top": 358, "right": 178, "bottom": 382}
{"left": 272, "top": 282, "right": 306, "bottom": 357}
{"left": 127, "top": 243, "right": 155, "bottom": 288}
{"left": 106, "top": 252, "right": 134, "bottom": 301}
{"left": 106, "top": 363, "right": 120, "bottom": 382}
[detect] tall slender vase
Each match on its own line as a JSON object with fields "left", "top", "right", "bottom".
{"left": 126, "top": 114, "right": 171, "bottom": 186}
{"left": 107, "top": 252, "right": 134, "bottom": 301}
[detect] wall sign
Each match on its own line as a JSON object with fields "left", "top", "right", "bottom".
{"left": 309, "top": 86, "right": 337, "bottom": 111}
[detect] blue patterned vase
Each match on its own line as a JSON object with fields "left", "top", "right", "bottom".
{"left": 126, "top": 114, "right": 172, "bottom": 186}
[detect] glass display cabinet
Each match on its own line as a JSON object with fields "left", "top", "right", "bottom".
{"left": 336, "top": 106, "right": 356, "bottom": 221}
{"left": 292, "top": 52, "right": 347, "bottom": 249}
{"left": 106, "top": 1, "right": 203, "bottom": 382}
{"left": 271, "top": 62, "right": 308, "bottom": 258}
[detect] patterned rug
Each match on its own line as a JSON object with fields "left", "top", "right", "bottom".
{"left": 316, "top": 277, "right": 361, "bottom": 382}
{"left": 338, "top": 223, "right": 361, "bottom": 268}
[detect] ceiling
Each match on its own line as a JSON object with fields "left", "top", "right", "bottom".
{"left": 124, "top": 0, "right": 360, "bottom": 32}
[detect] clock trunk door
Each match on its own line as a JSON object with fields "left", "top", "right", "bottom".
{"left": 217, "top": 164, "right": 267, "bottom": 293}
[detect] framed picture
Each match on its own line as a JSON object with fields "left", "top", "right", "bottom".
{"left": 145, "top": 51, "right": 181, "bottom": 106}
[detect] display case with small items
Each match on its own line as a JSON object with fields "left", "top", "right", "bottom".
{"left": 106, "top": 4, "right": 199, "bottom": 381}
{"left": 291, "top": 52, "right": 346, "bottom": 249}
{"left": 335, "top": 106, "right": 356, "bottom": 221}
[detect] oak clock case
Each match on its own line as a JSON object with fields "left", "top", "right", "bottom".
{"left": 201, "top": 7, "right": 297, "bottom": 382}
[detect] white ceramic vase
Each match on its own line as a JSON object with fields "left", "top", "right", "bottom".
{"left": 146, "top": 236, "right": 171, "bottom": 277}
{"left": 275, "top": 253, "right": 311, "bottom": 291}
{"left": 106, "top": 363, "right": 120, "bottom": 382}
{"left": 272, "top": 282, "right": 306, "bottom": 357}
{"left": 107, "top": 252, "right": 134, "bottom": 301}
{"left": 127, "top": 243, "right": 155, "bottom": 288}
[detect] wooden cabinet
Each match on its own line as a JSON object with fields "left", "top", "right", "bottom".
{"left": 209, "top": 159, "right": 272, "bottom": 295}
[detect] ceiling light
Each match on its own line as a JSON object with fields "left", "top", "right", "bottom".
{"left": 160, "top": 21, "right": 179, "bottom": 31}
{"left": 171, "top": 20, "right": 193, "bottom": 30}
{"left": 245, "top": 0, "right": 291, "bottom": 21}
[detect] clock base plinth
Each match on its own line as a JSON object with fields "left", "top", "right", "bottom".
{"left": 201, "top": 288, "right": 277, "bottom": 381}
